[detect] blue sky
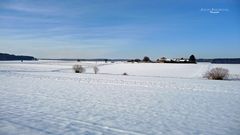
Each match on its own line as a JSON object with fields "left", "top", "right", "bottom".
{"left": 0, "top": 0, "right": 239, "bottom": 59}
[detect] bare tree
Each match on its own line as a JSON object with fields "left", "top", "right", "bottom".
{"left": 93, "top": 66, "right": 99, "bottom": 74}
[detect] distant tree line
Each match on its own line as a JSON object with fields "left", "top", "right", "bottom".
{"left": 197, "top": 58, "right": 240, "bottom": 64}
{"left": 211, "top": 58, "right": 240, "bottom": 64}
{"left": 0, "top": 53, "right": 36, "bottom": 61}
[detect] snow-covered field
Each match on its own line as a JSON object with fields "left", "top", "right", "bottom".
{"left": 0, "top": 60, "right": 240, "bottom": 135}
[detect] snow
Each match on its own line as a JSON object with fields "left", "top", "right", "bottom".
{"left": 0, "top": 60, "right": 240, "bottom": 135}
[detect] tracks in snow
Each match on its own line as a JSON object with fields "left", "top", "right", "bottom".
{"left": 1, "top": 71, "right": 240, "bottom": 94}
{"left": 0, "top": 110, "right": 146, "bottom": 135}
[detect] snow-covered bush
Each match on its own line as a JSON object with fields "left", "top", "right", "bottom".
{"left": 204, "top": 67, "right": 229, "bottom": 80}
{"left": 93, "top": 66, "right": 99, "bottom": 74}
{"left": 73, "top": 65, "right": 85, "bottom": 73}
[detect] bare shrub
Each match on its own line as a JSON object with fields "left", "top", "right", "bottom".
{"left": 73, "top": 65, "right": 85, "bottom": 73}
{"left": 204, "top": 67, "right": 229, "bottom": 80}
{"left": 123, "top": 72, "right": 128, "bottom": 75}
{"left": 93, "top": 66, "right": 99, "bottom": 74}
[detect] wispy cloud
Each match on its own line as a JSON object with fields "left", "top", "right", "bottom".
{"left": 0, "top": 1, "right": 58, "bottom": 15}
{"left": 4, "top": 4, "right": 50, "bottom": 13}
{"left": 0, "top": 15, "right": 60, "bottom": 24}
